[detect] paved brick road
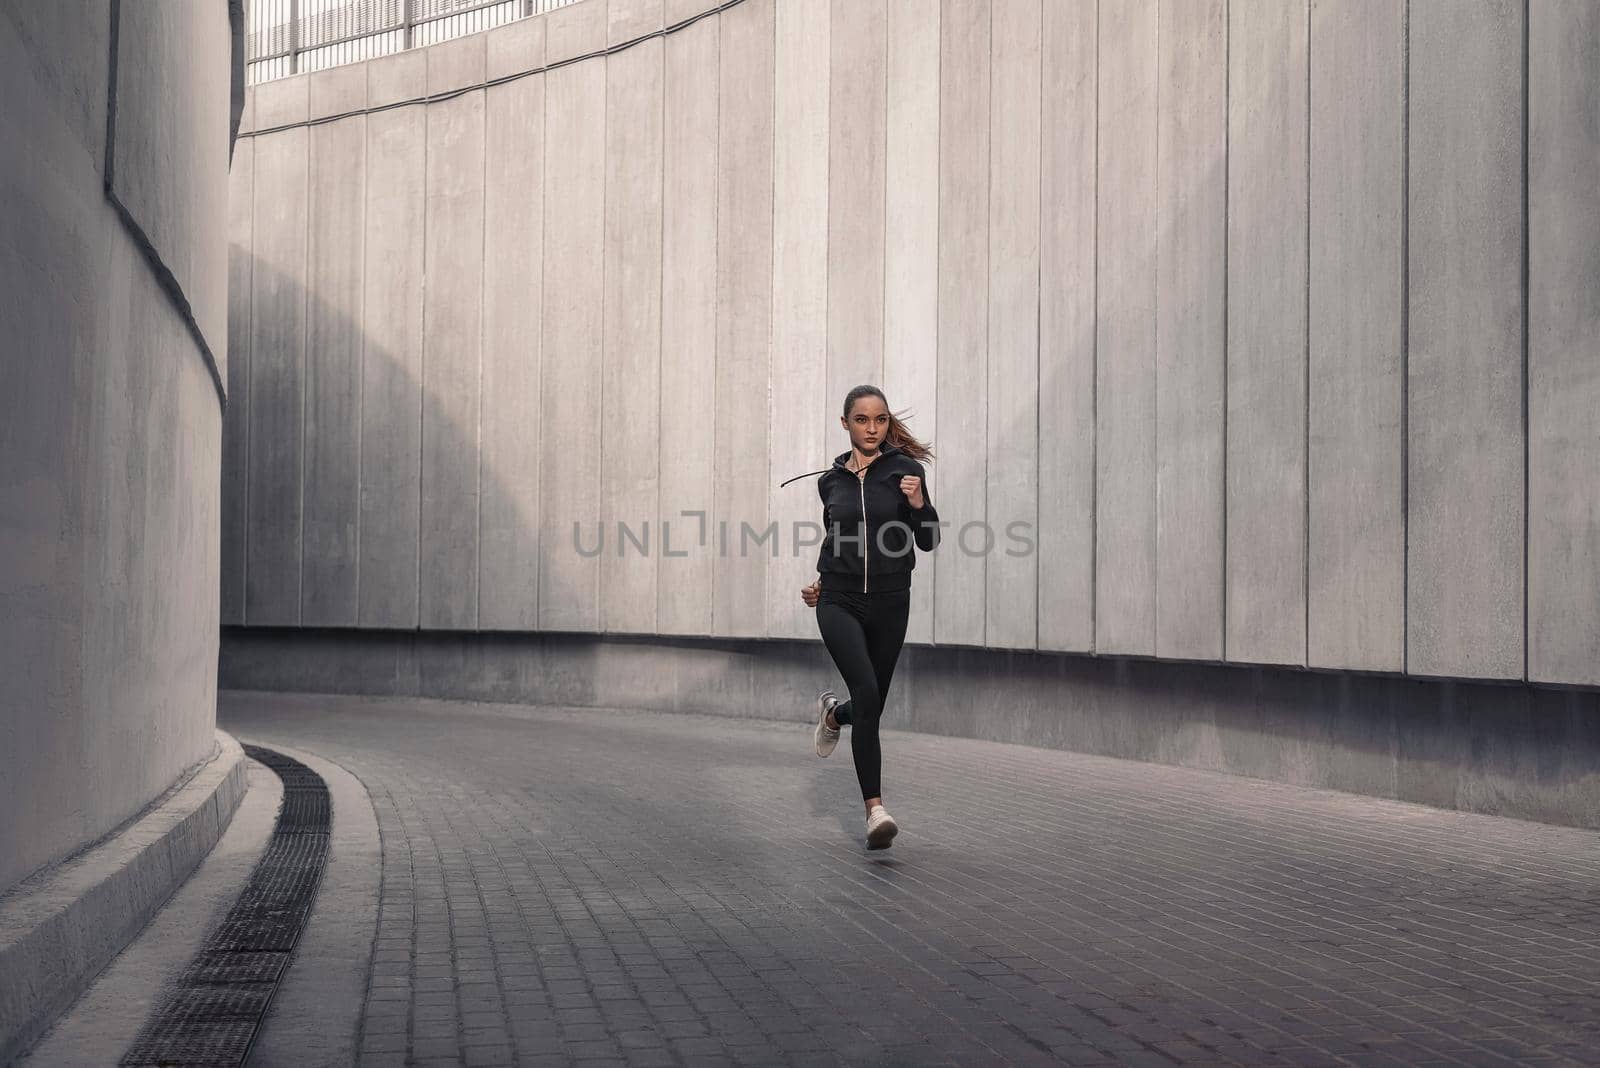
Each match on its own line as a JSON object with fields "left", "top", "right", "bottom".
{"left": 221, "top": 691, "right": 1600, "bottom": 1068}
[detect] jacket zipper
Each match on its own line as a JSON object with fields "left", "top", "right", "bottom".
{"left": 860, "top": 471, "right": 868, "bottom": 592}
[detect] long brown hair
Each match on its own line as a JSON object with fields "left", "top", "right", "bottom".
{"left": 842, "top": 385, "right": 935, "bottom": 464}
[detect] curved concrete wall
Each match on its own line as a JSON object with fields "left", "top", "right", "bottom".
{"left": 224, "top": 0, "right": 1600, "bottom": 690}
{"left": 0, "top": 3, "right": 236, "bottom": 896}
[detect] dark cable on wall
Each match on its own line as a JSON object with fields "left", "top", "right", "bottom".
{"left": 239, "top": 0, "right": 751, "bottom": 139}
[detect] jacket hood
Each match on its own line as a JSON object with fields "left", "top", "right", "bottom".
{"left": 831, "top": 439, "right": 905, "bottom": 471}
{"left": 778, "top": 440, "right": 909, "bottom": 488}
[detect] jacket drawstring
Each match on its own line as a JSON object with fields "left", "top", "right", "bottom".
{"left": 778, "top": 467, "right": 833, "bottom": 488}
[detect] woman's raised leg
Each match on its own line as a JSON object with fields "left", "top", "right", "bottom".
{"left": 815, "top": 600, "right": 885, "bottom": 803}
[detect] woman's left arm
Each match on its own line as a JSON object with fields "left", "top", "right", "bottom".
{"left": 899, "top": 465, "right": 940, "bottom": 552}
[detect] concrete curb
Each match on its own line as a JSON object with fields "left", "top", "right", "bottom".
{"left": 0, "top": 730, "right": 248, "bottom": 1064}
{"left": 242, "top": 740, "right": 382, "bottom": 1067}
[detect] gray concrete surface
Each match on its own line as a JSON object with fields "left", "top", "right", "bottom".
{"left": 304, "top": 102, "right": 366, "bottom": 627}
{"left": 421, "top": 38, "right": 488, "bottom": 632}
{"left": 1037, "top": 0, "right": 1096, "bottom": 655}
{"left": 223, "top": 0, "right": 1600, "bottom": 688}
{"left": 481, "top": 32, "right": 547, "bottom": 633}
{"left": 547, "top": 0, "right": 607, "bottom": 66}
{"left": 0, "top": 735, "right": 247, "bottom": 1063}
{"left": 610, "top": 0, "right": 663, "bottom": 44}
{"left": 1225, "top": 0, "right": 1309, "bottom": 668}
{"left": 1, "top": 1, "right": 231, "bottom": 897}
{"left": 1406, "top": 0, "right": 1526, "bottom": 681}
{"left": 658, "top": 8, "right": 719, "bottom": 639}
{"left": 19, "top": 756, "right": 280, "bottom": 1067}
{"left": 1527, "top": 0, "right": 1600, "bottom": 688}
{"left": 246, "top": 743, "right": 382, "bottom": 1067}
{"left": 1306, "top": 0, "right": 1405, "bottom": 675}
{"left": 223, "top": 132, "right": 255, "bottom": 625}
{"left": 19, "top": 742, "right": 381, "bottom": 1068}
{"left": 359, "top": 84, "right": 427, "bottom": 629}
{"left": 1154, "top": 0, "right": 1226, "bottom": 663}
{"left": 539, "top": 13, "right": 605, "bottom": 635}
{"left": 712, "top": 0, "right": 774, "bottom": 642}
{"left": 827, "top": 0, "right": 886, "bottom": 402}
{"left": 246, "top": 115, "right": 310, "bottom": 626}
{"left": 768, "top": 0, "right": 830, "bottom": 646}
{"left": 223, "top": 689, "right": 1600, "bottom": 1067}
{"left": 934, "top": 0, "right": 990, "bottom": 652}
{"left": 310, "top": 59, "right": 367, "bottom": 121}
{"left": 601, "top": 26, "right": 664, "bottom": 637}
{"left": 220, "top": 628, "right": 1600, "bottom": 832}
{"left": 110, "top": 0, "right": 234, "bottom": 368}
{"left": 1094, "top": 0, "right": 1158, "bottom": 658}
{"left": 985, "top": 0, "right": 1041, "bottom": 654}
{"left": 883, "top": 0, "right": 941, "bottom": 650}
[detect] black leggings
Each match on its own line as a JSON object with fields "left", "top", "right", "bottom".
{"left": 815, "top": 586, "right": 911, "bottom": 800}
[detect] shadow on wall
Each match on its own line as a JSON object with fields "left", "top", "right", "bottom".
{"left": 223, "top": 0, "right": 1571, "bottom": 695}
{"left": 222, "top": 252, "right": 1600, "bottom": 829}
{"left": 229, "top": 252, "right": 820, "bottom": 706}
{"left": 224, "top": 49, "right": 1330, "bottom": 669}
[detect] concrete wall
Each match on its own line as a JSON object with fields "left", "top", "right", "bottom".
{"left": 220, "top": 627, "right": 1600, "bottom": 832}
{"left": 0, "top": 2, "right": 237, "bottom": 895}
{"left": 225, "top": 0, "right": 1600, "bottom": 691}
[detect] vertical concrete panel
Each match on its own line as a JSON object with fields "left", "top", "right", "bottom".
{"left": 359, "top": 94, "right": 426, "bottom": 629}
{"left": 420, "top": 47, "right": 486, "bottom": 630}
{"left": 713, "top": 0, "right": 774, "bottom": 637}
{"left": 769, "top": 0, "right": 831, "bottom": 641}
{"left": 308, "top": 62, "right": 366, "bottom": 121}
{"left": 827, "top": 0, "right": 886, "bottom": 397}
{"left": 222, "top": 140, "right": 253, "bottom": 626}
{"left": 609, "top": 0, "right": 663, "bottom": 42}
{"left": 601, "top": 37, "right": 663, "bottom": 635}
{"left": 935, "top": 0, "right": 989, "bottom": 649}
{"left": 1307, "top": 0, "right": 1404, "bottom": 673}
{"left": 487, "top": 13, "right": 546, "bottom": 81}
{"left": 1155, "top": 0, "right": 1226, "bottom": 662}
{"left": 665, "top": 0, "right": 705, "bottom": 23}
{"left": 548, "top": 0, "right": 608, "bottom": 65}
{"left": 540, "top": 23, "right": 606, "bottom": 633}
{"left": 245, "top": 128, "right": 308, "bottom": 626}
{"left": 1226, "top": 0, "right": 1308, "bottom": 666}
{"left": 1037, "top": 0, "right": 1095, "bottom": 654}
{"left": 367, "top": 49, "right": 425, "bottom": 111}
{"left": 659, "top": 15, "right": 718, "bottom": 637}
{"left": 481, "top": 46, "right": 546, "bottom": 630}
{"left": 302, "top": 110, "right": 365, "bottom": 626}
{"left": 1408, "top": 0, "right": 1524, "bottom": 679}
{"left": 1529, "top": 0, "right": 1600, "bottom": 688}
{"left": 425, "top": 32, "right": 486, "bottom": 95}
{"left": 254, "top": 73, "right": 310, "bottom": 133}
{"left": 1095, "top": 0, "right": 1157, "bottom": 656}
{"left": 883, "top": 0, "right": 939, "bottom": 646}
{"left": 986, "top": 0, "right": 1040, "bottom": 651}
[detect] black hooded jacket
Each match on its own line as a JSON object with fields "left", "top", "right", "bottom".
{"left": 814, "top": 441, "right": 941, "bottom": 593}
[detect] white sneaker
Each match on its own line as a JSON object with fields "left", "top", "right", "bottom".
{"left": 865, "top": 804, "right": 899, "bottom": 850}
{"left": 814, "top": 690, "right": 841, "bottom": 757}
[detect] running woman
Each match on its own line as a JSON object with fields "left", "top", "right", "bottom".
{"left": 800, "top": 385, "right": 941, "bottom": 850}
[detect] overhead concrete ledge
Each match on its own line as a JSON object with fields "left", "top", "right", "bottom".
{"left": 0, "top": 731, "right": 248, "bottom": 1064}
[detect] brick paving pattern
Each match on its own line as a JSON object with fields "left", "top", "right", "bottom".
{"left": 221, "top": 691, "right": 1600, "bottom": 1067}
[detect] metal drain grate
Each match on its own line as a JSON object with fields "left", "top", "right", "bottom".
{"left": 119, "top": 745, "right": 331, "bottom": 1067}
{"left": 181, "top": 951, "right": 290, "bottom": 985}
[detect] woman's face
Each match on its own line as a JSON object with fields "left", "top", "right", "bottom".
{"left": 842, "top": 396, "right": 890, "bottom": 454}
